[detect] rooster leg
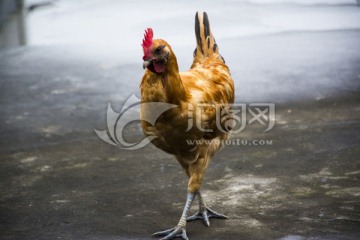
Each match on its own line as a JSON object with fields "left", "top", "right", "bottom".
{"left": 152, "top": 192, "right": 196, "bottom": 240}
{"left": 187, "top": 191, "right": 228, "bottom": 226}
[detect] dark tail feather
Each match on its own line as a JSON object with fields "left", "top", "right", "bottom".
{"left": 194, "top": 11, "right": 219, "bottom": 60}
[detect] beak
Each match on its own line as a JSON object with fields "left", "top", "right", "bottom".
{"left": 143, "top": 60, "right": 152, "bottom": 69}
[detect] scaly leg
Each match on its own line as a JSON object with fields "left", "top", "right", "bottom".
{"left": 187, "top": 191, "right": 228, "bottom": 226}
{"left": 152, "top": 192, "right": 196, "bottom": 240}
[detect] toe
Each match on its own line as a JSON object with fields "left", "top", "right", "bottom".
{"left": 202, "top": 211, "right": 210, "bottom": 227}
{"left": 186, "top": 212, "right": 201, "bottom": 222}
{"left": 180, "top": 229, "right": 189, "bottom": 240}
{"left": 152, "top": 227, "right": 176, "bottom": 237}
{"left": 153, "top": 226, "right": 188, "bottom": 240}
{"left": 207, "top": 207, "right": 228, "bottom": 219}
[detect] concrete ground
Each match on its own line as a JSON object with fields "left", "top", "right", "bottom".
{"left": 1, "top": 30, "right": 360, "bottom": 239}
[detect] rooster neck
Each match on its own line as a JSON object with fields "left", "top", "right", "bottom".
{"left": 141, "top": 53, "right": 189, "bottom": 105}
{"left": 163, "top": 54, "right": 189, "bottom": 104}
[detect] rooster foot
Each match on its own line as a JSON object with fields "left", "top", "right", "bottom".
{"left": 152, "top": 226, "right": 188, "bottom": 240}
{"left": 187, "top": 207, "right": 228, "bottom": 227}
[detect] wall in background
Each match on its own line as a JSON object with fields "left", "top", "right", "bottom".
{"left": 0, "top": 0, "right": 26, "bottom": 48}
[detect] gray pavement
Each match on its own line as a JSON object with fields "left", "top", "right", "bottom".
{"left": 1, "top": 29, "right": 360, "bottom": 239}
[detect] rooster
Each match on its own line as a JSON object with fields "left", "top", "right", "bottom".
{"left": 140, "top": 12, "right": 234, "bottom": 240}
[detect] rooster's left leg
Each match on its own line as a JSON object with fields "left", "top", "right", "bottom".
{"left": 152, "top": 192, "right": 195, "bottom": 240}
{"left": 152, "top": 160, "right": 206, "bottom": 240}
{"left": 187, "top": 191, "right": 228, "bottom": 226}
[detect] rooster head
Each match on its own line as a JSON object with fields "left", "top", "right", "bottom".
{"left": 141, "top": 28, "right": 170, "bottom": 74}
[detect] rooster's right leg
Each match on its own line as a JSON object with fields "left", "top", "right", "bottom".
{"left": 187, "top": 191, "right": 228, "bottom": 226}
{"left": 181, "top": 157, "right": 228, "bottom": 226}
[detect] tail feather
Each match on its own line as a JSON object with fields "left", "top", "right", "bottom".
{"left": 193, "top": 11, "right": 221, "bottom": 65}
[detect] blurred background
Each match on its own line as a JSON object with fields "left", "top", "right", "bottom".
{"left": 1, "top": 0, "right": 360, "bottom": 102}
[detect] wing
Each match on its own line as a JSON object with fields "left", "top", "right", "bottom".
{"left": 180, "top": 56, "right": 235, "bottom": 140}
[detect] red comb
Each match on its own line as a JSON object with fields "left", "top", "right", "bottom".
{"left": 142, "top": 28, "right": 153, "bottom": 60}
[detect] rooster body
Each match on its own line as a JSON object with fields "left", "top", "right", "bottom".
{"left": 140, "top": 12, "right": 234, "bottom": 239}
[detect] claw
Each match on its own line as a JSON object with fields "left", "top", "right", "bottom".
{"left": 152, "top": 226, "right": 188, "bottom": 240}
{"left": 187, "top": 207, "right": 228, "bottom": 227}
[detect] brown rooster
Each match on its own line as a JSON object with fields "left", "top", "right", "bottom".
{"left": 140, "top": 12, "right": 235, "bottom": 240}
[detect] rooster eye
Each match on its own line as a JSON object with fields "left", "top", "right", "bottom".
{"left": 154, "top": 45, "right": 165, "bottom": 54}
